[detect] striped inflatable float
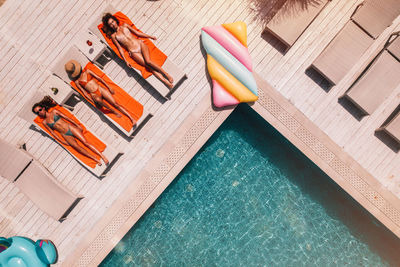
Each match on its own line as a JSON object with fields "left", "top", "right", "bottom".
{"left": 201, "top": 22, "right": 258, "bottom": 108}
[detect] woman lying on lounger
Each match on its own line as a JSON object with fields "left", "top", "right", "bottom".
{"left": 32, "top": 96, "right": 109, "bottom": 166}
{"left": 102, "top": 13, "right": 174, "bottom": 88}
{"left": 65, "top": 60, "right": 135, "bottom": 124}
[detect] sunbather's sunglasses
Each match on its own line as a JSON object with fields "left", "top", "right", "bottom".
{"left": 35, "top": 107, "right": 44, "bottom": 114}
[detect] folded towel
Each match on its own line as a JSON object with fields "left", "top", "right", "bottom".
{"left": 71, "top": 62, "right": 144, "bottom": 132}
{"left": 98, "top": 11, "right": 167, "bottom": 79}
{"left": 34, "top": 105, "right": 106, "bottom": 168}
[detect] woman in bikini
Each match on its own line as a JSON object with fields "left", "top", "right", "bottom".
{"left": 101, "top": 13, "right": 174, "bottom": 88}
{"left": 32, "top": 96, "right": 109, "bottom": 166}
{"left": 65, "top": 60, "right": 135, "bottom": 125}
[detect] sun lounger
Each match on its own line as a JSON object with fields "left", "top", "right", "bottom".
{"left": 264, "top": 0, "right": 330, "bottom": 51}
{"left": 310, "top": 0, "right": 400, "bottom": 86}
{"left": 88, "top": 5, "right": 186, "bottom": 99}
{"left": 376, "top": 109, "right": 400, "bottom": 145}
{"left": 52, "top": 46, "right": 152, "bottom": 138}
{"left": 352, "top": 0, "right": 400, "bottom": 39}
{"left": 311, "top": 21, "right": 374, "bottom": 85}
{"left": 342, "top": 33, "right": 400, "bottom": 115}
{"left": 0, "top": 139, "right": 82, "bottom": 222}
{"left": 18, "top": 90, "right": 122, "bottom": 178}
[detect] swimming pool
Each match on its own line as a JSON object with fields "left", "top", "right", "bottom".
{"left": 101, "top": 104, "right": 400, "bottom": 266}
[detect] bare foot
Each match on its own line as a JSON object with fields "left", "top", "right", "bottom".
{"left": 102, "top": 155, "right": 109, "bottom": 165}
{"left": 128, "top": 116, "right": 136, "bottom": 125}
{"left": 96, "top": 160, "right": 102, "bottom": 166}
{"left": 166, "top": 73, "right": 174, "bottom": 84}
{"left": 166, "top": 81, "right": 173, "bottom": 89}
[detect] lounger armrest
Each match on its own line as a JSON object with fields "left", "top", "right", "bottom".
{"left": 0, "top": 139, "right": 32, "bottom": 182}
{"left": 350, "top": 3, "right": 364, "bottom": 18}
{"left": 385, "top": 31, "right": 400, "bottom": 48}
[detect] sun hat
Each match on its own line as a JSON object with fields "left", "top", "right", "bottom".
{"left": 64, "top": 60, "right": 82, "bottom": 79}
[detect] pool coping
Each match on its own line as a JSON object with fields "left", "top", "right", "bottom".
{"left": 252, "top": 73, "right": 400, "bottom": 239}
{"left": 65, "top": 74, "right": 400, "bottom": 266}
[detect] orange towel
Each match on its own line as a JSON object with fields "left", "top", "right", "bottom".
{"left": 98, "top": 11, "right": 167, "bottom": 79}
{"left": 71, "top": 62, "right": 144, "bottom": 132}
{"left": 34, "top": 105, "right": 106, "bottom": 169}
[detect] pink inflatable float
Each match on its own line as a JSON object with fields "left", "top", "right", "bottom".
{"left": 201, "top": 22, "right": 258, "bottom": 108}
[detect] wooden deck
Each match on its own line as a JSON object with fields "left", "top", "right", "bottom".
{"left": 0, "top": 0, "right": 400, "bottom": 265}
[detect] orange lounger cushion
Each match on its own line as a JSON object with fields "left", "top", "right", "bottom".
{"left": 34, "top": 105, "right": 106, "bottom": 169}
{"left": 98, "top": 11, "right": 167, "bottom": 79}
{"left": 71, "top": 62, "right": 143, "bottom": 132}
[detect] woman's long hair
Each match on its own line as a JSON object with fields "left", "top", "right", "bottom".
{"left": 32, "top": 96, "right": 56, "bottom": 115}
{"left": 102, "top": 13, "right": 120, "bottom": 38}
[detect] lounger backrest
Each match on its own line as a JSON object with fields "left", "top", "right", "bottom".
{"left": 387, "top": 37, "right": 400, "bottom": 61}
{"left": 0, "top": 139, "right": 32, "bottom": 181}
{"left": 88, "top": 5, "right": 117, "bottom": 43}
{"left": 14, "top": 160, "right": 78, "bottom": 221}
{"left": 52, "top": 46, "right": 90, "bottom": 83}
{"left": 18, "top": 90, "right": 47, "bottom": 122}
{"left": 352, "top": 0, "right": 400, "bottom": 38}
{"left": 265, "top": 0, "right": 329, "bottom": 48}
{"left": 345, "top": 51, "right": 400, "bottom": 115}
{"left": 311, "top": 21, "right": 374, "bottom": 85}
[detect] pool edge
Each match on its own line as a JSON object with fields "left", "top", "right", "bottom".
{"left": 251, "top": 73, "right": 400, "bottom": 239}
{"left": 65, "top": 74, "right": 400, "bottom": 266}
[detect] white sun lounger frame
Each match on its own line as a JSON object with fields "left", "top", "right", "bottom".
{"left": 18, "top": 89, "right": 122, "bottom": 178}
{"left": 88, "top": 4, "right": 186, "bottom": 99}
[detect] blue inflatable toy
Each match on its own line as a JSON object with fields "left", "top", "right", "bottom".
{"left": 0, "top": 236, "right": 57, "bottom": 266}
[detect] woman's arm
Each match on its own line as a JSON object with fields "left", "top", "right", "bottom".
{"left": 125, "top": 24, "right": 156, "bottom": 40}
{"left": 75, "top": 80, "right": 95, "bottom": 100}
{"left": 88, "top": 69, "right": 114, "bottom": 94}
{"left": 43, "top": 121, "right": 68, "bottom": 145}
{"left": 111, "top": 34, "right": 132, "bottom": 68}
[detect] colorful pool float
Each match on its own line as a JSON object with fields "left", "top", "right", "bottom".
{"left": 0, "top": 236, "right": 57, "bottom": 266}
{"left": 201, "top": 21, "right": 258, "bottom": 107}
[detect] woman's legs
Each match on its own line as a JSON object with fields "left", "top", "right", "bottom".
{"left": 151, "top": 71, "right": 174, "bottom": 89}
{"left": 98, "top": 86, "right": 136, "bottom": 124}
{"left": 140, "top": 43, "right": 173, "bottom": 83}
{"left": 63, "top": 135, "right": 103, "bottom": 166}
{"left": 92, "top": 94, "right": 121, "bottom": 118}
{"left": 68, "top": 126, "right": 109, "bottom": 165}
{"left": 129, "top": 43, "right": 174, "bottom": 88}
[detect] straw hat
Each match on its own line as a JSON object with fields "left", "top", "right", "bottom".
{"left": 64, "top": 60, "right": 82, "bottom": 79}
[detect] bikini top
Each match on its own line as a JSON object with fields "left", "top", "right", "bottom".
{"left": 46, "top": 114, "right": 60, "bottom": 129}
{"left": 78, "top": 72, "right": 92, "bottom": 87}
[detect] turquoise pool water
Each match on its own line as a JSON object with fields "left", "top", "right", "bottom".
{"left": 101, "top": 104, "right": 400, "bottom": 266}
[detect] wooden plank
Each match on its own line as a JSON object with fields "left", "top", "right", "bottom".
{"left": 1, "top": 0, "right": 400, "bottom": 265}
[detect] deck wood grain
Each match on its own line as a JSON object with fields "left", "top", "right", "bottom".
{"left": 1, "top": 0, "right": 400, "bottom": 265}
